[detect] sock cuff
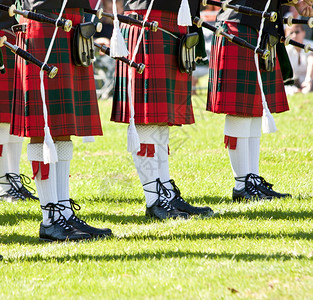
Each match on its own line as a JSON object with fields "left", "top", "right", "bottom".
{"left": 27, "top": 143, "right": 44, "bottom": 162}
{"left": 224, "top": 115, "right": 262, "bottom": 138}
{"left": 55, "top": 141, "right": 73, "bottom": 161}
{"left": 136, "top": 125, "right": 169, "bottom": 144}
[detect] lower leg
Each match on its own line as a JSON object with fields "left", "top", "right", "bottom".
{"left": 132, "top": 147, "right": 159, "bottom": 207}
{"left": 55, "top": 140, "right": 112, "bottom": 238}
{"left": 0, "top": 124, "right": 14, "bottom": 197}
{"left": 0, "top": 146, "right": 10, "bottom": 195}
{"left": 248, "top": 137, "right": 260, "bottom": 175}
{"left": 55, "top": 140, "right": 73, "bottom": 219}
{"left": 27, "top": 143, "right": 59, "bottom": 225}
{"left": 227, "top": 137, "right": 249, "bottom": 190}
{"left": 6, "top": 135, "right": 23, "bottom": 176}
{"left": 248, "top": 117, "right": 262, "bottom": 176}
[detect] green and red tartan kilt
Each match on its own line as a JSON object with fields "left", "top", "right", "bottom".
{"left": 207, "top": 22, "right": 289, "bottom": 117}
{"left": 10, "top": 8, "right": 102, "bottom": 137}
{"left": 0, "top": 31, "right": 15, "bottom": 124}
{"left": 111, "top": 10, "right": 194, "bottom": 125}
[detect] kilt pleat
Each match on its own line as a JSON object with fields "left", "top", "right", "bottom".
{"left": 0, "top": 31, "right": 15, "bottom": 124}
{"left": 111, "top": 10, "right": 194, "bottom": 125}
{"left": 10, "top": 8, "right": 102, "bottom": 137}
{"left": 207, "top": 22, "right": 289, "bottom": 117}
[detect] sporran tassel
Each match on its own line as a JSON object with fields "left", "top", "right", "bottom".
{"left": 43, "top": 126, "right": 58, "bottom": 164}
{"left": 110, "top": 0, "right": 129, "bottom": 57}
{"left": 254, "top": 0, "right": 277, "bottom": 134}
{"left": 127, "top": 117, "right": 141, "bottom": 153}
{"left": 178, "top": 0, "right": 192, "bottom": 26}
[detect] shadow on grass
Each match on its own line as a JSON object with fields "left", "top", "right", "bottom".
{"left": 3, "top": 250, "right": 312, "bottom": 263}
{"left": 0, "top": 212, "right": 42, "bottom": 225}
{"left": 121, "top": 231, "right": 313, "bottom": 241}
{"left": 2, "top": 209, "right": 312, "bottom": 227}
{"left": 218, "top": 209, "right": 313, "bottom": 220}
{"left": 0, "top": 233, "right": 41, "bottom": 245}
{"left": 2, "top": 229, "right": 312, "bottom": 245}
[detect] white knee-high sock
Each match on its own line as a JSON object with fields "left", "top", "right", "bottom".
{"left": 248, "top": 117, "right": 262, "bottom": 176}
{"left": 35, "top": 164, "right": 59, "bottom": 225}
{"left": 156, "top": 144, "right": 176, "bottom": 200}
{"left": 133, "top": 125, "right": 180, "bottom": 207}
{"left": 228, "top": 138, "right": 249, "bottom": 190}
{"left": 132, "top": 151, "right": 159, "bottom": 207}
{"left": 55, "top": 141, "right": 73, "bottom": 220}
{"left": 248, "top": 137, "right": 260, "bottom": 175}
{"left": 28, "top": 143, "right": 59, "bottom": 225}
{"left": 7, "top": 136, "right": 23, "bottom": 175}
{"left": 155, "top": 126, "right": 175, "bottom": 199}
{"left": 0, "top": 124, "right": 10, "bottom": 194}
{"left": 0, "top": 146, "right": 10, "bottom": 194}
{"left": 156, "top": 143, "right": 170, "bottom": 184}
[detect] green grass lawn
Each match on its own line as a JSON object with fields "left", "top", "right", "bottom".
{"left": 1, "top": 91, "right": 313, "bottom": 299}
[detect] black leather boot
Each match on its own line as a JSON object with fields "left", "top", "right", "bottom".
{"left": 59, "top": 199, "right": 112, "bottom": 238}
{"left": 144, "top": 178, "right": 189, "bottom": 220}
{"left": 146, "top": 198, "right": 189, "bottom": 219}
{"left": 6, "top": 173, "right": 39, "bottom": 200}
{"left": 168, "top": 179, "right": 214, "bottom": 216}
{"left": 0, "top": 173, "right": 25, "bottom": 201}
{"left": 248, "top": 173, "right": 292, "bottom": 198}
{"left": 40, "top": 203, "right": 90, "bottom": 242}
{"left": 233, "top": 174, "right": 273, "bottom": 202}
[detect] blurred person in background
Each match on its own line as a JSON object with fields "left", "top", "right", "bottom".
{"left": 89, "top": 0, "right": 124, "bottom": 99}
{"left": 285, "top": 24, "right": 313, "bottom": 95}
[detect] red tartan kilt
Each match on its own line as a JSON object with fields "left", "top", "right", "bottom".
{"left": 111, "top": 10, "right": 195, "bottom": 125}
{"left": 10, "top": 8, "right": 102, "bottom": 137}
{"left": 207, "top": 22, "right": 289, "bottom": 117}
{"left": 0, "top": 31, "right": 15, "bottom": 123}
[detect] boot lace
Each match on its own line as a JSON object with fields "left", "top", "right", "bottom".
{"left": 5, "top": 173, "right": 36, "bottom": 198}
{"left": 159, "top": 197, "right": 175, "bottom": 212}
{"left": 143, "top": 178, "right": 175, "bottom": 211}
{"left": 0, "top": 173, "right": 25, "bottom": 199}
{"left": 6, "top": 186, "right": 25, "bottom": 199}
{"left": 54, "top": 215, "right": 71, "bottom": 230}
{"left": 248, "top": 173, "right": 274, "bottom": 190}
{"left": 143, "top": 178, "right": 172, "bottom": 199}
{"left": 58, "top": 199, "right": 86, "bottom": 225}
{"left": 235, "top": 174, "right": 261, "bottom": 196}
{"left": 168, "top": 179, "right": 189, "bottom": 203}
{"left": 40, "top": 202, "right": 69, "bottom": 229}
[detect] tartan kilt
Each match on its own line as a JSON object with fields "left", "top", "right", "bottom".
{"left": 207, "top": 22, "right": 289, "bottom": 117}
{"left": 0, "top": 31, "right": 15, "bottom": 124}
{"left": 111, "top": 10, "right": 194, "bottom": 125}
{"left": 10, "top": 8, "right": 102, "bottom": 137}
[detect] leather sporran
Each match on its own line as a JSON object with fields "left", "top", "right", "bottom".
{"left": 72, "top": 22, "right": 96, "bottom": 67}
{"left": 178, "top": 32, "right": 199, "bottom": 74}
{"left": 259, "top": 33, "right": 279, "bottom": 72}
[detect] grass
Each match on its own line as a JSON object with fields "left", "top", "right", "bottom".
{"left": 1, "top": 91, "right": 313, "bottom": 299}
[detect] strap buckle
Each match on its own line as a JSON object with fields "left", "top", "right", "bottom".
{"left": 11, "top": 23, "right": 27, "bottom": 33}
